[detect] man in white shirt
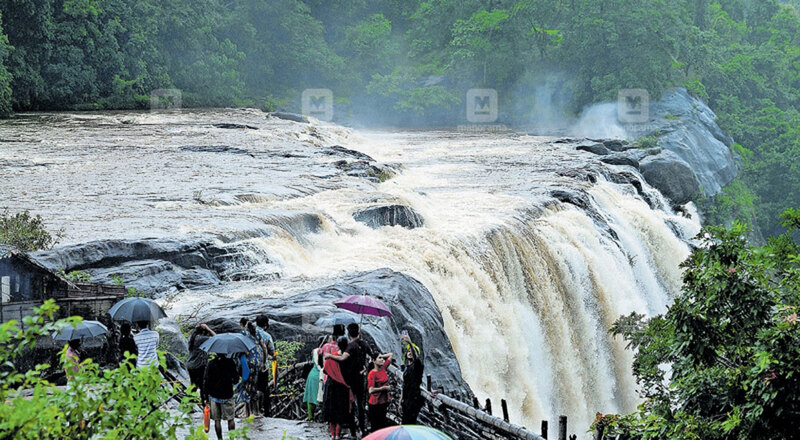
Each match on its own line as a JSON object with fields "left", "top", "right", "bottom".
{"left": 133, "top": 320, "right": 160, "bottom": 368}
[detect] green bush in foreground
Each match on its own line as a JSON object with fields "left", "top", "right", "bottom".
{"left": 0, "top": 300, "right": 250, "bottom": 439}
{"left": 599, "top": 208, "right": 800, "bottom": 440}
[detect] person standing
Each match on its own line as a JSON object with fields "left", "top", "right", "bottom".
{"left": 133, "top": 320, "right": 159, "bottom": 368}
{"left": 63, "top": 339, "right": 82, "bottom": 379}
{"left": 325, "top": 323, "right": 374, "bottom": 437}
{"left": 187, "top": 323, "right": 215, "bottom": 403}
{"left": 118, "top": 322, "right": 138, "bottom": 369}
{"left": 400, "top": 334, "right": 424, "bottom": 425}
{"left": 204, "top": 354, "right": 240, "bottom": 440}
{"left": 255, "top": 315, "right": 275, "bottom": 417}
{"left": 323, "top": 336, "right": 353, "bottom": 440}
{"left": 367, "top": 353, "right": 393, "bottom": 433}
{"left": 303, "top": 336, "right": 328, "bottom": 420}
{"left": 235, "top": 319, "right": 262, "bottom": 418}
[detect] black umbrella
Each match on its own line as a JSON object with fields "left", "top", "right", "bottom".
{"left": 53, "top": 320, "right": 108, "bottom": 341}
{"left": 199, "top": 333, "right": 257, "bottom": 355}
{"left": 108, "top": 297, "right": 167, "bottom": 323}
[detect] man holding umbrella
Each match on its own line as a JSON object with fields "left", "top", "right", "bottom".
{"left": 134, "top": 320, "right": 159, "bottom": 368}
{"left": 204, "top": 353, "right": 239, "bottom": 440}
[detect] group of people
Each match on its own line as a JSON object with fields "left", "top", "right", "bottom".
{"left": 185, "top": 316, "right": 275, "bottom": 440}
{"left": 64, "top": 320, "right": 160, "bottom": 378}
{"left": 302, "top": 323, "right": 425, "bottom": 440}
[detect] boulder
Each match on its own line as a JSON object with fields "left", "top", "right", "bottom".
{"left": 602, "top": 139, "right": 628, "bottom": 152}
{"left": 353, "top": 205, "right": 424, "bottom": 229}
{"left": 576, "top": 142, "right": 610, "bottom": 156}
{"left": 639, "top": 151, "right": 701, "bottom": 204}
{"left": 270, "top": 112, "right": 309, "bottom": 123}
{"left": 600, "top": 152, "right": 639, "bottom": 168}
{"left": 212, "top": 123, "right": 258, "bottom": 130}
{"left": 194, "top": 269, "right": 471, "bottom": 395}
{"left": 156, "top": 318, "right": 189, "bottom": 358}
{"left": 626, "top": 88, "right": 739, "bottom": 196}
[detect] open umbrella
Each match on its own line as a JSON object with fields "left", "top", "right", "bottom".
{"left": 53, "top": 320, "right": 108, "bottom": 341}
{"left": 108, "top": 297, "right": 167, "bottom": 323}
{"left": 364, "top": 425, "right": 453, "bottom": 440}
{"left": 334, "top": 294, "right": 392, "bottom": 318}
{"left": 199, "top": 333, "right": 257, "bottom": 355}
{"left": 314, "top": 310, "right": 359, "bottom": 327}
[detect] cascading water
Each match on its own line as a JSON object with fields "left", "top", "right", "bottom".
{"left": 1, "top": 110, "right": 701, "bottom": 434}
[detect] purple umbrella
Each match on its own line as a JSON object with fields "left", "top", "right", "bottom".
{"left": 334, "top": 294, "right": 393, "bottom": 319}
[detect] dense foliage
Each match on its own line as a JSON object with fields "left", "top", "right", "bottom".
{"left": 602, "top": 208, "right": 800, "bottom": 440}
{"left": 0, "top": 0, "right": 797, "bottom": 232}
{"left": 0, "top": 300, "right": 254, "bottom": 439}
{"left": 0, "top": 208, "right": 63, "bottom": 251}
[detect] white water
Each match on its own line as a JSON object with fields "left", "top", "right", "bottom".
{"left": 243, "top": 131, "right": 700, "bottom": 431}
{"left": 2, "top": 111, "right": 701, "bottom": 433}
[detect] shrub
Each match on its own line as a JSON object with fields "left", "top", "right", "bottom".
{"left": 0, "top": 209, "right": 63, "bottom": 251}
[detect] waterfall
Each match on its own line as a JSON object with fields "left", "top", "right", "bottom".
{"left": 243, "top": 129, "right": 701, "bottom": 431}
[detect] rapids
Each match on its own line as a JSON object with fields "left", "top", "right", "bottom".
{"left": 1, "top": 109, "right": 700, "bottom": 432}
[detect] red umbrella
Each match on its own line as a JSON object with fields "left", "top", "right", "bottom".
{"left": 334, "top": 294, "right": 393, "bottom": 319}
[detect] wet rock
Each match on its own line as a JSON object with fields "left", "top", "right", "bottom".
{"left": 195, "top": 269, "right": 471, "bottom": 395}
{"left": 270, "top": 112, "right": 309, "bottom": 123}
{"left": 212, "top": 123, "right": 258, "bottom": 130}
{"left": 157, "top": 318, "right": 189, "bottom": 358}
{"left": 353, "top": 205, "right": 424, "bottom": 229}
{"left": 600, "top": 152, "right": 639, "bottom": 168}
{"left": 602, "top": 139, "right": 628, "bottom": 151}
{"left": 626, "top": 88, "right": 738, "bottom": 196}
{"left": 639, "top": 151, "right": 701, "bottom": 204}
{"left": 324, "top": 145, "right": 375, "bottom": 162}
{"left": 180, "top": 145, "right": 253, "bottom": 156}
{"left": 334, "top": 160, "right": 397, "bottom": 183}
{"left": 576, "top": 142, "right": 610, "bottom": 156}
{"left": 557, "top": 167, "right": 599, "bottom": 184}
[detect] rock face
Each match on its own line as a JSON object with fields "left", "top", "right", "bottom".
{"left": 156, "top": 318, "right": 189, "bottom": 358}
{"left": 575, "top": 142, "right": 609, "bottom": 156}
{"left": 600, "top": 152, "right": 639, "bottom": 168}
{"left": 353, "top": 205, "right": 425, "bottom": 229}
{"left": 626, "top": 88, "right": 738, "bottom": 196}
{"left": 639, "top": 151, "right": 701, "bottom": 205}
{"left": 197, "top": 269, "right": 470, "bottom": 395}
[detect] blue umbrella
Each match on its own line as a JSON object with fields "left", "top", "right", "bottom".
{"left": 53, "top": 320, "right": 108, "bottom": 341}
{"left": 108, "top": 297, "right": 167, "bottom": 323}
{"left": 199, "top": 333, "right": 257, "bottom": 355}
{"left": 314, "top": 310, "right": 358, "bottom": 327}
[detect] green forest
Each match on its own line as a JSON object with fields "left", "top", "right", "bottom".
{"left": 0, "top": 0, "right": 799, "bottom": 235}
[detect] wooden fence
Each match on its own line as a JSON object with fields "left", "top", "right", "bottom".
{"left": 271, "top": 361, "right": 584, "bottom": 440}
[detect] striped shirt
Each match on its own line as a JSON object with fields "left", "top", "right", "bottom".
{"left": 134, "top": 328, "right": 159, "bottom": 368}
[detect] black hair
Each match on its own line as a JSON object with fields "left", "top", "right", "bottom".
{"left": 346, "top": 323, "right": 359, "bottom": 338}
{"left": 120, "top": 322, "right": 131, "bottom": 337}
{"left": 336, "top": 336, "right": 349, "bottom": 352}
{"left": 68, "top": 339, "right": 81, "bottom": 350}
{"left": 332, "top": 324, "right": 345, "bottom": 337}
{"left": 136, "top": 321, "right": 149, "bottom": 330}
{"left": 246, "top": 321, "right": 257, "bottom": 337}
{"left": 256, "top": 315, "right": 269, "bottom": 329}
{"left": 240, "top": 317, "right": 248, "bottom": 327}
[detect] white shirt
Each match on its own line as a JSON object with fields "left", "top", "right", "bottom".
{"left": 134, "top": 328, "right": 159, "bottom": 368}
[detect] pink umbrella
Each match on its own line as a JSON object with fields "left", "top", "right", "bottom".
{"left": 334, "top": 294, "right": 393, "bottom": 319}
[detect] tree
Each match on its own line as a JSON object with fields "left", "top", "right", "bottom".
{"left": 0, "top": 10, "right": 12, "bottom": 117}
{"left": 0, "top": 209, "right": 63, "bottom": 252}
{"left": 601, "top": 209, "right": 800, "bottom": 440}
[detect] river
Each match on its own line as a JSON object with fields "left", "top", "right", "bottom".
{"left": 0, "top": 108, "right": 700, "bottom": 432}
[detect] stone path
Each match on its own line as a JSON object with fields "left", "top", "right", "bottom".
{"left": 175, "top": 414, "right": 330, "bottom": 439}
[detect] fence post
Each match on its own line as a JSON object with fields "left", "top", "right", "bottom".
{"left": 541, "top": 420, "right": 548, "bottom": 439}
{"left": 426, "top": 375, "right": 432, "bottom": 392}
{"left": 558, "top": 415, "right": 567, "bottom": 440}
{"left": 485, "top": 398, "right": 492, "bottom": 415}
{"left": 501, "top": 399, "right": 509, "bottom": 423}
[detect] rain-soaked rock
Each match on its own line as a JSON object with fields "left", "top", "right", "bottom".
{"left": 353, "top": 205, "right": 424, "bottom": 229}
{"left": 194, "top": 268, "right": 471, "bottom": 395}
{"left": 600, "top": 152, "right": 640, "bottom": 168}
{"left": 213, "top": 123, "right": 258, "bottom": 130}
{"left": 157, "top": 318, "right": 189, "bottom": 358}
{"left": 270, "top": 112, "right": 309, "bottom": 123}
{"left": 639, "top": 151, "right": 700, "bottom": 204}
{"left": 576, "top": 142, "right": 610, "bottom": 156}
{"left": 602, "top": 139, "right": 628, "bottom": 152}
